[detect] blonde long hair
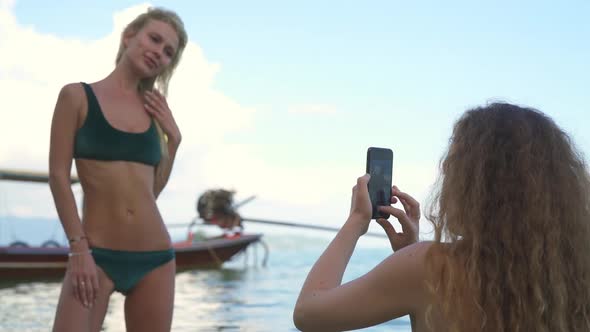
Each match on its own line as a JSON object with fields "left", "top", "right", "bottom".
{"left": 426, "top": 103, "right": 590, "bottom": 331}
{"left": 115, "top": 7, "right": 188, "bottom": 182}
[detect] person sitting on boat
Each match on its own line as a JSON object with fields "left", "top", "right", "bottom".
{"left": 293, "top": 103, "right": 590, "bottom": 331}
{"left": 197, "top": 189, "right": 243, "bottom": 237}
{"left": 49, "top": 7, "right": 187, "bottom": 332}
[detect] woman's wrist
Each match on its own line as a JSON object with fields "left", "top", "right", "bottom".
{"left": 69, "top": 237, "right": 89, "bottom": 251}
{"left": 68, "top": 249, "right": 93, "bottom": 257}
{"left": 68, "top": 235, "right": 87, "bottom": 245}
{"left": 343, "top": 216, "right": 368, "bottom": 237}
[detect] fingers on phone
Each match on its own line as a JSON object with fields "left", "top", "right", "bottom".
{"left": 379, "top": 206, "right": 411, "bottom": 227}
{"left": 391, "top": 187, "right": 420, "bottom": 210}
{"left": 376, "top": 218, "right": 398, "bottom": 234}
{"left": 357, "top": 174, "right": 370, "bottom": 185}
{"left": 400, "top": 198, "right": 411, "bottom": 213}
{"left": 395, "top": 188, "right": 419, "bottom": 207}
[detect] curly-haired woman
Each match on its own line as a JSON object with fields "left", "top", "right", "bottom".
{"left": 294, "top": 103, "right": 590, "bottom": 331}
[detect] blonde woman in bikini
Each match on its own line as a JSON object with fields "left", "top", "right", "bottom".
{"left": 49, "top": 7, "right": 187, "bottom": 332}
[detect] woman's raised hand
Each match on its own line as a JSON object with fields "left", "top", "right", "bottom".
{"left": 376, "top": 186, "right": 421, "bottom": 251}
{"left": 144, "top": 90, "right": 182, "bottom": 144}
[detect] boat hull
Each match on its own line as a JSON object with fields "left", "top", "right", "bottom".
{"left": 0, "top": 234, "right": 262, "bottom": 283}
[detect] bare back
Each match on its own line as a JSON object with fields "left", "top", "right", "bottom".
{"left": 294, "top": 237, "right": 453, "bottom": 331}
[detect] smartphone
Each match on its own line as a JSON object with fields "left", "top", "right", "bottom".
{"left": 366, "top": 147, "right": 393, "bottom": 219}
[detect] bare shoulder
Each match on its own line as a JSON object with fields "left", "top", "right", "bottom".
{"left": 352, "top": 242, "right": 441, "bottom": 290}
{"left": 60, "top": 82, "right": 85, "bottom": 102}
{"left": 389, "top": 241, "right": 449, "bottom": 277}
{"left": 399, "top": 241, "right": 437, "bottom": 256}
{"left": 378, "top": 242, "right": 442, "bottom": 300}
{"left": 55, "top": 83, "right": 85, "bottom": 111}
{"left": 383, "top": 241, "right": 438, "bottom": 267}
{"left": 51, "top": 83, "right": 88, "bottom": 126}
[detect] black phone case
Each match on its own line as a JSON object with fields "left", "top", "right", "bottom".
{"left": 366, "top": 147, "right": 393, "bottom": 219}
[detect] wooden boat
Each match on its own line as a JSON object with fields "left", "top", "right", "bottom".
{"left": 0, "top": 169, "right": 264, "bottom": 284}
{"left": 0, "top": 234, "right": 263, "bottom": 282}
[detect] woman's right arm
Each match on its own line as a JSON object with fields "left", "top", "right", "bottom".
{"left": 49, "top": 83, "right": 97, "bottom": 307}
{"left": 49, "top": 84, "right": 84, "bottom": 246}
{"left": 293, "top": 176, "right": 429, "bottom": 331}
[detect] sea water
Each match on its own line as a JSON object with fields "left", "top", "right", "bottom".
{"left": 0, "top": 218, "right": 412, "bottom": 331}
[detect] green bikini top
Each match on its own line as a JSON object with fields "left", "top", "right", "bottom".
{"left": 74, "top": 82, "right": 162, "bottom": 166}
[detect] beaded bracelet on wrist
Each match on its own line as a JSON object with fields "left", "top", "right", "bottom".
{"left": 68, "top": 235, "right": 87, "bottom": 244}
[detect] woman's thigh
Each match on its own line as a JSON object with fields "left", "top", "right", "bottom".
{"left": 52, "top": 267, "right": 114, "bottom": 332}
{"left": 124, "top": 259, "right": 176, "bottom": 332}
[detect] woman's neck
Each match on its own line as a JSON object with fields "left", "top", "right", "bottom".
{"left": 105, "top": 61, "right": 143, "bottom": 93}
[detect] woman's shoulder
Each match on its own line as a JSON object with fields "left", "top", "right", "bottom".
{"left": 57, "top": 82, "right": 85, "bottom": 100}
{"left": 407, "top": 240, "right": 452, "bottom": 255}
{"left": 393, "top": 241, "right": 443, "bottom": 259}
{"left": 376, "top": 242, "right": 440, "bottom": 283}
{"left": 54, "top": 82, "right": 87, "bottom": 114}
{"left": 381, "top": 241, "right": 450, "bottom": 282}
{"left": 59, "top": 82, "right": 86, "bottom": 98}
{"left": 408, "top": 241, "right": 451, "bottom": 267}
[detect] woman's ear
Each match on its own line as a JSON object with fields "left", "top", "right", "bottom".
{"left": 122, "top": 28, "right": 136, "bottom": 48}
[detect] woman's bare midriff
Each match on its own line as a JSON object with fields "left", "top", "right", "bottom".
{"left": 75, "top": 159, "right": 172, "bottom": 251}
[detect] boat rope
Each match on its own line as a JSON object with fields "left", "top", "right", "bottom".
{"left": 258, "top": 240, "right": 269, "bottom": 267}
{"left": 252, "top": 241, "right": 258, "bottom": 266}
{"left": 243, "top": 244, "right": 249, "bottom": 267}
{"left": 0, "top": 182, "right": 6, "bottom": 243}
{"left": 204, "top": 242, "right": 224, "bottom": 268}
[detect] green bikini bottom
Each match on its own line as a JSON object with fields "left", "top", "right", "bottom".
{"left": 91, "top": 246, "right": 175, "bottom": 295}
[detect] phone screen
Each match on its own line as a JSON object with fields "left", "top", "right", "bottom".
{"left": 366, "top": 147, "right": 393, "bottom": 219}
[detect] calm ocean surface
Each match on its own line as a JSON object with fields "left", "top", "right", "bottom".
{"left": 0, "top": 219, "right": 412, "bottom": 332}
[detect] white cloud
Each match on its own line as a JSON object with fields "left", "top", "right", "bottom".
{"left": 287, "top": 104, "right": 337, "bottom": 115}
{"left": 0, "top": 4, "right": 351, "bottom": 226}
{"left": 0, "top": 0, "right": 14, "bottom": 11}
{"left": 0, "top": 3, "right": 258, "bottom": 220}
{"left": 0, "top": 4, "right": 436, "bottom": 241}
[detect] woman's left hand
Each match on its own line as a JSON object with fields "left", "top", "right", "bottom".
{"left": 144, "top": 90, "right": 182, "bottom": 144}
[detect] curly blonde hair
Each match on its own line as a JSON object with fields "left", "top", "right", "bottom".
{"left": 426, "top": 103, "right": 590, "bottom": 331}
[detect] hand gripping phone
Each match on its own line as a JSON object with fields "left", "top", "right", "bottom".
{"left": 366, "top": 147, "right": 393, "bottom": 219}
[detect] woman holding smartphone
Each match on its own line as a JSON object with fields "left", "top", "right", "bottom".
{"left": 294, "top": 103, "right": 590, "bottom": 331}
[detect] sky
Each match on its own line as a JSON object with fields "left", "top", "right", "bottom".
{"left": 0, "top": 0, "right": 588, "bottom": 241}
